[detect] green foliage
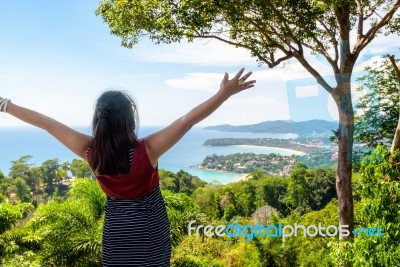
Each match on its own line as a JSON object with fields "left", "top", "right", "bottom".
{"left": 14, "top": 178, "right": 31, "bottom": 203}
{"left": 227, "top": 181, "right": 257, "bottom": 217}
{"left": 6, "top": 154, "right": 399, "bottom": 266}
{"left": 355, "top": 58, "right": 400, "bottom": 147}
{"left": 159, "top": 169, "right": 207, "bottom": 195}
{"left": 333, "top": 145, "right": 400, "bottom": 266}
{"left": 27, "top": 199, "right": 102, "bottom": 266}
{"left": 200, "top": 153, "right": 299, "bottom": 174}
{"left": 251, "top": 199, "right": 338, "bottom": 267}
{"left": 162, "top": 190, "right": 207, "bottom": 247}
{"left": 171, "top": 236, "right": 228, "bottom": 267}
{"left": 286, "top": 163, "right": 336, "bottom": 214}
{"left": 70, "top": 159, "right": 93, "bottom": 178}
{"left": 2, "top": 250, "right": 41, "bottom": 267}
{"left": 192, "top": 185, "right": 221, "bottom": 219}
{"left": 9, "top": 156, "right": 34, "bottom": 181}
{"left": 191, "top": 168, "right": 336, "bottom": 224}
{"left": 0, "top": 203, "right": 34, "bottom": 234}
{"left": 40, "top": 158, "right": 61, "bottom": 195}
{"left": 256, "top": 176, "right": 289, "bottom": 216}
{"left": 1, "top": 178, "right": 104, "bottom": 266}
{"left": 298, "top": 148, "right": 335, "bottom": 169}
{"left": 70, "top": 178, "right": 106, "bottom": 220}
{"left": 96, "top": 0, "right": 323, "bottom": 60}
{"left": 1, "top": 156, "right": 97, "bottom": 205}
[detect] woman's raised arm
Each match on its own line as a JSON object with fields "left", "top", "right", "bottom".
{"left": 0, "top": 97, "right": 92, "bottom": 160}
{"left": 144, "top": 68, "right": 256, "bottom": 168}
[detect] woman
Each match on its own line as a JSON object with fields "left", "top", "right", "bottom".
{"left": 0, "top": 68, "right": 255, "bottom": 266}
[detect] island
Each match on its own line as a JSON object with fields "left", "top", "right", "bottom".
{"left": 197, "top": 152, "right": 298, "bottom": 176}
{"left": 198, "top": 119, "right": 340, "bottom": 176}
{"left": 197, "top": 137, "right": 337, "bottom": 176}
{"left": 203, "top": 137, "right": 331, "bottom": 153}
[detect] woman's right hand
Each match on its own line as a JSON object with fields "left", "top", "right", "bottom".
{"left": 218, "top": 68, "right": 256, "bottom": 99}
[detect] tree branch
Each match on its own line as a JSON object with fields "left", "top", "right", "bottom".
{"left": 316, "top": 19, "right": 339, "bottom": 67}
{"left": 387, "top": 53, "right": 400, "bottom": 154}
{"left": 192, "top": 33, "right": 288, "bottom": 68}
{"left": 355, "top": 0, "right": 364, "bottom": 39}
{"left": 354, "top": 0, "right": 400, "bottom": 55}
{"left": 240, "top": 16, "right": 298, "bottom": 65}
{"left": 388, "top": 54, "right": 400, "bottom": 82}
{"left": 363, "top": 1, "right": 386, "bottom": 20}
{"left": 301, "top": 38, "right": 340, "bottom": 75}
{"left": 292, "top": 50, "right": 333, "bottom": 93}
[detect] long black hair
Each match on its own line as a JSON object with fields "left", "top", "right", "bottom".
{"left": 90, "top": 90, "right": 139, "bottom": 175}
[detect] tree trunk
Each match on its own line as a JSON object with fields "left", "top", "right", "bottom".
{"left": 391, "top": 126, "right": 400, "bottom": 154}
{"left": 332, "top": 81, "right": 355, "bottom": 240}
{"left": 387, "top": 54, "right": 400, "bottom": 154}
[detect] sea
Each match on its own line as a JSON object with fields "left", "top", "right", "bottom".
{"left": 0, "top": 126, "right": 302, "bottom": 184}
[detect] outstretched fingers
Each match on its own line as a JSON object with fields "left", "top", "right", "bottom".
{"left": 240, "top": 71, "right": 253, "bottom": 81}
{"left": 237, "top": 69, "right": 255, "bottom": 90}
{"left": 241, "top": 79, "right": 256, "bottom": 90}
{"left": 233, "top": 68, "right": 245, "bottom": 80}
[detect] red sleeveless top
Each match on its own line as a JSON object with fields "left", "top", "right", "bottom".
{"left": 87, "top": 138, "right": 159, "bottom": 199}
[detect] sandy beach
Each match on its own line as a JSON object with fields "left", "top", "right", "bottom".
{"left": 233, "top": 173, "right": 252, "bottom": 183}
{"left": 234, "top": 145, "right": 306, "bottom": 155}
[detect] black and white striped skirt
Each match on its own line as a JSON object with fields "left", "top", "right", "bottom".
{"left": 102, "top": 186, "right": 171, "bottom": 266}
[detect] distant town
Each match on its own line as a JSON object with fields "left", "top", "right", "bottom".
{"left": 199, "top": 137, "right": 338, "bottom": 176}
{"left": 198, "top": 119, "right": 347, "bottom": 176}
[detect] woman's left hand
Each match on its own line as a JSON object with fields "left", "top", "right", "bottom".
{"left": 219, "top": 68, "right": 256, "bottom": 98}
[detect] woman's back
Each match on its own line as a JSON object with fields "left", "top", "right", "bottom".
{"left": 87, "top": 138, "right": 159, "bottom": 199}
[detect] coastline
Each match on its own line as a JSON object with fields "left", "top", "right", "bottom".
{"left": 233, "top": 144, "right": 306, "bottom": 155}
{"left": 192, "top": 144, "right": 304, "bottom": 182}
{"left": 233, "top": 173, "right": 252, "bottom": 183}
{"left": 191, "top": 166, "right": 251, "bottom": 184}
{"left": 0, "top": 127, "right": 303, "bottom": 184}
{"left": 187, "top": 166, "right": 244, "bottom": 184}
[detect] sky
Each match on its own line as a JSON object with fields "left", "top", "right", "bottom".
{"left": 1, "top": 1, "right": 400, "bottom": 127}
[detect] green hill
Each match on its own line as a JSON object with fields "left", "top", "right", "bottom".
{"left": 203, "top": 119, "right": 338, "bottom": 136}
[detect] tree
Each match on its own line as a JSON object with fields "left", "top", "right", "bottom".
{"left": 257, "top": 176, "right": 289, "bottom": 216}
{"left": 161, "top": 190, "right": 206, "bottom": 247}
{"left": 1, "top": 178, "right": 105, "bottom": 266}
{"left": 387, "top": 54, "right": 400, "bottom": 154}
{"left": 355, "top": 58, "right": 400, "bottom": 148}
{"left": 40, "top": 159, "right": 61, "bottom": 195}
{"left": 9, "top": 155, "right": 34, "bottom": 184}
{"left": 159, "top": 169, "right": 207, "bottom": 195}
{"left": 96, "top": 0, "right": 400, "bottom": 239}
{"left": 286, "top": 163, "right": 312, "bottom": 214}
{"left": 286, "top": 163, "right": 337, "bottom": 214}
{"left": 14, "top": 177, "right": 31, "bottom": 203}
{"left": 0, "top": 203, "right": 34, "bottom": 234}
{"left": 335, "top": 146, "right": 400, "bottom": 266}
{"left": 70, "top": 159, "right": 93, "bottom": 178}
{"left": 191, "top": 186, "right": 220, "bottom": 218}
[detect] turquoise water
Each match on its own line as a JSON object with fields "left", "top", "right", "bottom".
{"left": 0, "top": 126, "right": 299, "bottom": 184}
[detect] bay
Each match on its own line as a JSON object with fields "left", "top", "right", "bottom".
{"left": 0, "top": 126, "right": 300, "bottom": 184}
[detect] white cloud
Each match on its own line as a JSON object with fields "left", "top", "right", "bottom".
{"left": 164, "top": 55, "right": 333, "bottom": 93}
{"left": 165, "top": 73, "right": 221, "bottom": 92}
{"left": 200, "top": 95, "right": 291, "bottom": 126}
{"left": 353, "top": 55, "right": 385, "bottom": 72}
{"left": 136, "top": 39, "right": 256, "bottom": 66}
{"left": 362, "top": 34, "right": 400, "bottom": 55}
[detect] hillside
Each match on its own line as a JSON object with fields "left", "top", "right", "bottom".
{"left": 203, "top": 119, "right": 338, "bottom": 136}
